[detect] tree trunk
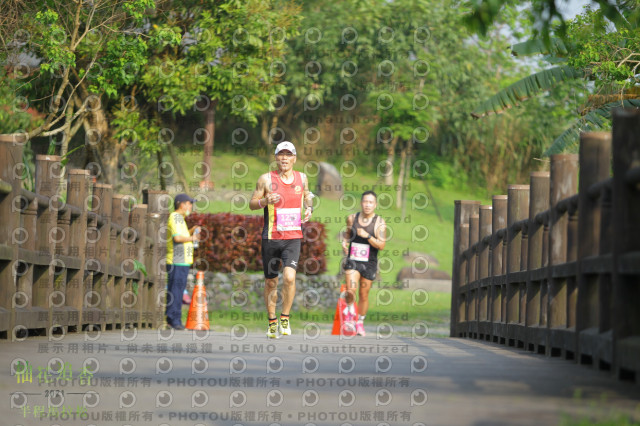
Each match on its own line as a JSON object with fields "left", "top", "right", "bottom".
{"left": 81, "top": 98, "right": 119, "bottom": 186}
{"left": 261, "top": 115, "right": 269, "bottom": 146}
{"left": 56, "top": 103, "right": 74, "bottom": 195}
{"left": 168, "top": 142, "right": 190, "bottom": 193}
{"left": 421, "top": 178, "right": 443, "bottom": 222}
{"left": 101, "top": 147, "right": 119, "bottom": 188}
{"left": 75, "top": 83, "right": 122, "bottom": 187}
{"left": 384, "top": 135, "right": 399, "bottom": 186}
{"left": 260, "top": 114, "right": 281, "bottom": 147}
{"left": 396, "top": 140, "right": 407, "bottom": 209}
{"left": 401, "top": 141, "right": 414, "bottom": 220}
{"left": 271, "top": 115, "right": 279, "bottom": 145}
{"left": 57, "top": 101, "right": 85, "bottom": 195}
{"left": 157, "top": 149, "right": 166, "bottom": 191}
{"left": 201, "top": 98, "right": 217, "bottom": 189}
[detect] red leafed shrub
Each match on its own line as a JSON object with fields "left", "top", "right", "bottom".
{"left": 186, "top": 213, "right": 327, "bottom": 275}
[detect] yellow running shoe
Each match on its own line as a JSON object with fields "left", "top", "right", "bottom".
{"left": 279, "top": 317, "right": 291, "bottom": 336}
{"left": 267, "top": 321, "right": 278, "bottom": 339}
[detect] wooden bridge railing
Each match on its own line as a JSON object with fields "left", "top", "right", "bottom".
{"left": 450, "top": 108, "right": 640, "bottom": 382}
{"left": 0, "top": 135, "right": 170, "bottom": 340}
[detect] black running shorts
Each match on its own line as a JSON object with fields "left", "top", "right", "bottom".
{"left": 261, "top": 239, "right": 302, "bottom": 279}
{"left": 344, "top": 258, "right": 377, "bottom": 281}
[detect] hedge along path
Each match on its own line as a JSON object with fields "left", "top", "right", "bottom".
{"left": 186, "top": 212, "right": 327, "bottom": 275}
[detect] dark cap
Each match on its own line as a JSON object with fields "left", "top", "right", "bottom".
{"left": 174, "top": 193, "right": 196, "bottom": 205}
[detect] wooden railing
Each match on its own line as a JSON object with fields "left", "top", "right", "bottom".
{"left": 0, "top": 135, "right": 170, "bottom": 340}
{"left": 450, "top": 108, "right": 640, "bottom": 382}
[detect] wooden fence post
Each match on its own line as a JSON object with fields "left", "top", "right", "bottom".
{"left": 118, "top": 195, "right": 137, "bottom": 328}
{"left": 89, "top": 183, "right": 112, "bottom": 330}
{"left": 65, "top": 170, "right": 91, "bottom": 332}
{"left": 490, "top": 195, "right": 507, "bottom": 342}
{"left": 598, "top": 185, "right": 613, "bottom": 334}
{"left": 143, "top": 209, "right": 156, "bottom": 328}
{"left": 53, "top": 185, "right": 72, "bottom": 334}
{"left": 110, "top": 194, "right": 127, "bottom": 329}
{"left": 575, "top": 132, "right": 611, "bottom": 367}
{"left": 548, "top": 154, "right": 578, "bottom": 357}
{"left": 506, "top": 184, "right": 529, "bottom": 347}
{"left": 130, "top": 204, "right": 148, "bottom": 327}
{"left": 468, "top": 213, "right": 479, "bottom": 337}
{"left": 611, "top": 108, "right": 640, "bottom": 380}
{"left": 17, "top": 196, "right": 37, "bottom": 331}
{"left": 478, "top": 205, "right": 492, "bottom": 338}
{"left": 451, "top": 200, "right": 480, "bottom": 337}
{"left": 143, "top": 189, "right": 171, "bottom": 328}
{"left": 34, "top": 154, "right": 64, "bottom": 336}
{"left": 458, "top": 223, "right": 470, "bottom": 336}
{"left": 525, "top": 171, "right": 550, "bottom": 353}
{"left": 0, "top": 135, "right": 24, "bottom": 337}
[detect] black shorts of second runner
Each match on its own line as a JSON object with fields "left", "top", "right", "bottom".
{"left": 262, "top": 239, "right": 302, "bottom": 279}
{"left": 344, "top": 258, "right": 377, "bottom": 281}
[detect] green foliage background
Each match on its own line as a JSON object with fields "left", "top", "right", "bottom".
{"left": 2, "top": 0, "right": 635, "bottom": 282}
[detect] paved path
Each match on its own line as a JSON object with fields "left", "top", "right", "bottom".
{"left": 2, "top": 331, "right": 640, "bottom": 425}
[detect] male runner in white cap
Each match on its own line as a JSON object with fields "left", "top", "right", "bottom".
{"left": 250, "top": 141, "right": 314, "bottom": 338}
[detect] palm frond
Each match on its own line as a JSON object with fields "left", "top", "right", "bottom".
{"left": 592, "top": 0, "right": 634, "bottom": 29}
{"left": 540, "top": 55, "right": 567, "bottom": 64}
{"left": 471, "top": 66, "right": 584, "bottom": 119}
{"left": 510, "top": 38, "right": 569, "bottom": 57}
{"left": 544, "top": 99, "right": 640, "bottom": 155}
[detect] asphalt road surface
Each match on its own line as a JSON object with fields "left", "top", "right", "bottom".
{"left": 2, "top": 330, "right": 640, "bottom": 425}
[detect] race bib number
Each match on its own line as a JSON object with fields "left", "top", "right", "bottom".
{"left": 276, "top": 208, "right": 301, "bottom": 231}
{"left": 349, "top": 242, "right": 370, "bottom": 262}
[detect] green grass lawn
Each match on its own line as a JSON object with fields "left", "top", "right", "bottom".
{"left": 171, "top": 149, "right": 490, "bottom": 282}
{"left": 183, "top": 289, "right": 452, "bottom": 337}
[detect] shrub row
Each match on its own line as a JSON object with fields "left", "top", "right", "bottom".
{"left": 186, "top": 212, "right": 327, "bottom": 275}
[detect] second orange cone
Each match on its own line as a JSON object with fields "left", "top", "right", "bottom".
{"left": 186, "top": 271, "right": 210, "bottom": 330}
{"left": 331, "top": 284, "right": 358, "bottom": 336}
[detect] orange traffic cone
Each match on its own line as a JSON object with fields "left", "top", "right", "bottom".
{"left": 331, "top": 284, "right": 358, "bottom": 336}
{"left": 185, "top": 271, "right": 210, "bottom": 330}
{"left": 331, "top": 285, "right": 345, "bottom": 335}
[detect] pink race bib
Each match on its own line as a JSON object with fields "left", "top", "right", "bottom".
{"left": 276, "top": 208, "right": 301, "bottom": 231}
{"left": 349, "top": 242, "right": 370, "bottom": 262}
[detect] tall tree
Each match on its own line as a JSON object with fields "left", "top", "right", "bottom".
{"left": 141, "top": 0, "right": 302, "bottom": 188}
{"left": 0, "top": 0, "right": 157, "bottom": 185}
{"left": 261, "top": 0, "right": 579, "bottom": 189}
{"left": 1, "top": 0, "right": 301, "bottom": 188}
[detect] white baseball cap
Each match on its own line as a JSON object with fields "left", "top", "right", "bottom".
{"left": 274, "top": 141, "right": 296, "bottom": 155}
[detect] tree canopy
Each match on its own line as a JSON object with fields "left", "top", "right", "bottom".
{"left": 470, "top": 0, "right": 640, "bottom": 154}
{"left": 0, "top": 0, "right": 593, "bottom": 193}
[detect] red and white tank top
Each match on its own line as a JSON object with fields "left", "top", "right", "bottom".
{"left": 262, "top": 171, "right": 304, "bottom": 240}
